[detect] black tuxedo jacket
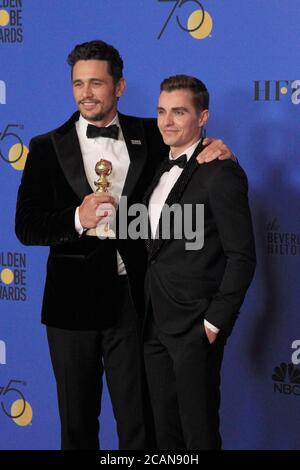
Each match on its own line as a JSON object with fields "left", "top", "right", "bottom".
{"left": 143, "top": 143, "right": 256, "bottom": 336}
{"left": 15, "top": 112, "right": 168, "bottom": 329}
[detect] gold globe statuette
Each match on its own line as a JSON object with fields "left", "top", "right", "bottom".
{"left": 86, "top": 159, "right": 116, "bottom": 238}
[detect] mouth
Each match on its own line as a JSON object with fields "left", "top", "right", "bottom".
{"left": 162, "top": 129, "right": 179, "bottom": 134}
{"left": 80, "top": 101, "right": 100, "bottom": 110}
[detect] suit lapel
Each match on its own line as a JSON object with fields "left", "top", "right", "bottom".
{"left": 118, "top": 112, "right": 148, "bottom": 201}
{"left": 149, "top": 140, "right": 204, "bottom": 260}
{"left": 142, "top": 160, "right": 169, "bottom": 252}
{"left": 51, "top": 112, "right": 149, "bottom": 203}
{"left": 143, "top": 159, "right": 167, "bottom": 207}
{"left": 51, "top": 112, "right": 91, "bottom": 201}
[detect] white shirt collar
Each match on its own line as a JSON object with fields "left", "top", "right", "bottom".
{"left": 169, "top": 139, "right": 202, "bottom": 162}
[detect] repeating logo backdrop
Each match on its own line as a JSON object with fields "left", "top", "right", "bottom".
{"left": 0, "top": 0, "right": 299, "bottom": 450}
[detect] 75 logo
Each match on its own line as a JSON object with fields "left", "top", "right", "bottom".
{"left": 0, "top": 380, "right": 26, "bottom": 419}
{"left": 158, "top": 0, "right": 212, "bottom": 40}
{"left": 0, "top": 124, "right": 28, "bottom": 170}
{"left": 0, "top": 379, "right": 32, "bottom": 426}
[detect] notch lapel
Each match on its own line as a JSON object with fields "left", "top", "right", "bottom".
{"left": 118, "top": 113, "right": 148, "bottom": 201}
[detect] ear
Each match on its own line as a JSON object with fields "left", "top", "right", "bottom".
{"left": 198, "top": 109, "right": 209, "bottom": 128}
{"left": 115, "top": 78, "right": 126, "bottom": 98}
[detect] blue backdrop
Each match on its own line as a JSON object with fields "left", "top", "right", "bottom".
{"left": 0, "top": 0, "right": 299, "bottom": 450}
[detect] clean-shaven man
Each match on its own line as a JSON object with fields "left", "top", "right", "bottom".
{"left": 143, "top": 75, "right": 256, "bottom": 450}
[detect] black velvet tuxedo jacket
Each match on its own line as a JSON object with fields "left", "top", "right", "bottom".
{"left": 15, "top": 112, "right": 168, "bottom": 330}
{"left": 144, "top": 143, "right": 256, "bottom": 337}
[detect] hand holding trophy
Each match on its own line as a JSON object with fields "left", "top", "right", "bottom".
{"left": 86, "top": 159, "right": 116, "bottom": 238}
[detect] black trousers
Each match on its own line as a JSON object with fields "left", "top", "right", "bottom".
{"left": 143, "top": 310, "right": 226, "bottom": 450}
{"left": 46, "top": 276, "right": 146, "bottom": 450}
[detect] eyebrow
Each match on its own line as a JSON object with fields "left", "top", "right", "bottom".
{"left": 157, "top": 106, "right": 188, "bottom": 112}
{"left": 72, "top": 78, "right": 104, "bottom": 83}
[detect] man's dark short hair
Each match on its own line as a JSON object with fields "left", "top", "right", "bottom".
{"left": 67, "top": 40, "right": 123, "bottom": 84}
{"left": 160, "top": 74, "right": 209, "bottom": 111}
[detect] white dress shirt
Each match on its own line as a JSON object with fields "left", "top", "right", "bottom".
{"left": 149, "top": 140, "right": 219, "bottom": 334}
{"left": 74, "top": 114, "right": 130, "bottom": 275}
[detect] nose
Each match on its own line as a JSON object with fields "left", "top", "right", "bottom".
{"left": 82, "top": 83, "right": 93, "bottom": 99}
{"left": 164, "top": 113, "right": 174, "bottom": 127}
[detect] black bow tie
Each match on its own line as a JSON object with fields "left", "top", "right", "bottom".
{"left": 161, "top": 154, "right": 187, "bottom": 172}
{"left": 86, "top": 123, "right": 119, "bottom": 140}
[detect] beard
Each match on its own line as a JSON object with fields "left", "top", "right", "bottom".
{"left": 80, "top": 110, "right": 106, "bottom": 122}
{"left": 78, "top": 99, "right": 117, "bottom": 124}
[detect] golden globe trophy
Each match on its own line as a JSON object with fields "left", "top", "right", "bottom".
{"left": 86, "top": 159, "right": 116, "bottom": 238}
